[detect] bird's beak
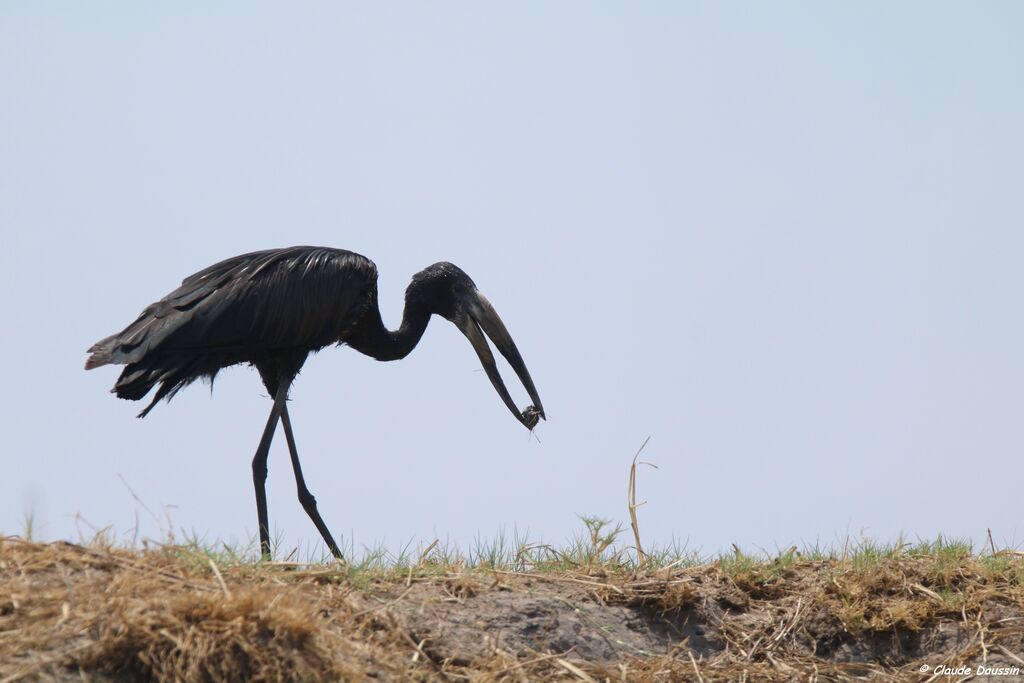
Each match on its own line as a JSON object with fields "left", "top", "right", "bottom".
{"left": 455, "top": 292, "right": 545, "bottom": 430}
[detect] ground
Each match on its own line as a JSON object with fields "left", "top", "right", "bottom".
{"left": 1, "top": 536, "right": 1022, "bottom": 681}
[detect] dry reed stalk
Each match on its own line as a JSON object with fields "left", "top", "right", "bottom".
{"left": 627, "top": 436, "right": 655, "bottom": 564}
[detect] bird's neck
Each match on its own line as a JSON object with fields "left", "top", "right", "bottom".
{"left": 346, "top": 291, "right": 432, "bottom": 362}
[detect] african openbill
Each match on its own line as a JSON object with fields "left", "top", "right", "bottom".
{"left": 86, "top": 246, "right": 545, "bottom": 559}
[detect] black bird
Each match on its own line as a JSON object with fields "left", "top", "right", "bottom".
{"left": 86, "top": 246, "right": 545, "bottom": 559}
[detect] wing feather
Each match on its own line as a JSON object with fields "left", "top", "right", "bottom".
{"left": 85, "top": 246, "right": 378, "bottom": 413}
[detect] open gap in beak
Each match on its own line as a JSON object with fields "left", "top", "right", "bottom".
{"left": 470, "top": 294, "right": 545, "bottom": 418}
{"left": 457, "top": 311, "right": 543, "bottom": 430}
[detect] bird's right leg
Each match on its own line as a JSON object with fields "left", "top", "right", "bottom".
{"left": 252, "top": 382, "right": 289, "bottom": 560}
{"left": 280, "top": 404, "right": 344, "bottom": 560}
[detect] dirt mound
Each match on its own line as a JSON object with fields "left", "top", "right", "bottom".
{"left": 2, "top": 538, "right": 1022, "bottom": 681}
{"left": 402, "top": 583, "right": 718, "bottom": 663}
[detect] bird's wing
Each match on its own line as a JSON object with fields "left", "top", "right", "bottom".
{"left": 86, "top": 247, "right": 378, "bottom": 368}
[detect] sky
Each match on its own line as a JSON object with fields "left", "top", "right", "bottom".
{"left": 1, "top": 3, "right": 1022, "bottom": 560}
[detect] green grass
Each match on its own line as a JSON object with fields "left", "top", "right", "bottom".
{"left": 129, "top": 519, "right": 1020, "bottom": 593}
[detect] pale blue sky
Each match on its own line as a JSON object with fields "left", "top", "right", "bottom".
{"left": 2, "top": 3, "right": 1021, "bottom": 558}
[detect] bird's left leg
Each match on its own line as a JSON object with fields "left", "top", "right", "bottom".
{"left": 252, "top": 382, "right": 288, "bottom": 560}
{"left": 280, "top": 404, "right": 344, "bottom": 560}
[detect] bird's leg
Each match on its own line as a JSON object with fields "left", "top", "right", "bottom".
{"left": 252, "top": 382, "right": 288, "bottom": 560}
{"left": 280, "top": 404, "right": 344, "bottom": 560}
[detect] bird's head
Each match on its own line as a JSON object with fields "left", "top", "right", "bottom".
{"left": 408, "top": 262, "right": 545, "bottom": 430}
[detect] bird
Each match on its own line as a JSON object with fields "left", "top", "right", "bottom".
{"left": 85, "top": 246, "right": 545, "bottom": 560}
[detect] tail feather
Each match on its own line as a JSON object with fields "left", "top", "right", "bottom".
{"left": 113, "top": 364, "right": 163, "bottom": 401}
{"left": 112, "top": 358, "right": 201, "bottom": 418}
{"left": 136, "top": 373, "right": 196, "bottom": 418}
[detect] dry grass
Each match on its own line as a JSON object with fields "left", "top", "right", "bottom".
{"left": 2, "top": 533, "right": 1023, "bottom": 682}
{"left": 1, "top": 539, "right": 377, "bottom": 682}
